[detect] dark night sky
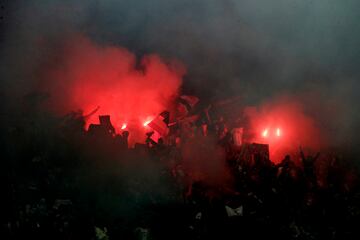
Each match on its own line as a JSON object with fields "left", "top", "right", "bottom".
{"left": 1, "top": 0, "right": 360, "bottom": 147}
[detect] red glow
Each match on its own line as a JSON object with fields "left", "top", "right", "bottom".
{"left": 262, "top": 127, "right": 281, "bottom": 138}
{"left": 245, "top": 99, "right": 323, "bottom": 163}
{"left": 121, "top": 123, "right": 127, "bottom": 130}
{"left": 44, "top": 35, "right": 185, "bottom": 145}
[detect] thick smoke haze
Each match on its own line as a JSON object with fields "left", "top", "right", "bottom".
{"left": 1, "top": 0, "right": 360, "bottom": 153}
{"left": 2, "top": 2, "right": 360, "bottom": 238}
{"left": 245, "top": 98, "right": 324, "bottom": 162}
{"left": 42, "top": 35, "right": 183, "bottom": 144}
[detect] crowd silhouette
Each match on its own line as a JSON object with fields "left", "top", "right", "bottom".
{"left": 1, "top": 111, "right": 359, "bottom": 240}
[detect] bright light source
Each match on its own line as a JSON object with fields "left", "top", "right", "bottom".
{"left": 121, "top": 123, "right": 127, "bottom": 130}
{"left": 276, "top": 128, "right": 281, "bottom": 137}
{"left": 262, "top": 128, "right": 269, "bottom": 138}
{"left": 143, "top": 120, "right": 151, "bottom": 127}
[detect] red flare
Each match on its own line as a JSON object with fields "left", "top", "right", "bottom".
{"left": 262, "top": 128, "right": 269, "bottom": 138}
{"left": 143, "top": 120, "right": 151, "bottom": 127}
{"left": 276, "top": 128, "right": 281, "bottom": 137}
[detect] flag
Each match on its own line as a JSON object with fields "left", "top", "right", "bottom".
{"left": 178, "top": 95, "right": 199, "bottom": 116}
{"left": 148, "top": 111, "right": 170, "bottom": 136}
{"left": 225, "top": 205, "right": 243, "bottom": 217}
{"left": 159, "top": 111, "right": 170, "bottom": 125}
{"left": 180, "top": 95, "right": 199, "bottom": 108}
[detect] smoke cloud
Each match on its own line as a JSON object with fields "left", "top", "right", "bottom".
{"left": 1, "top": 0, "right": 360, "bottom": 230}
{"left": 41, "top": 35, "right": 183, "bottom": 143}
{"left": 1, "top": 0, "right": 360, "bottom": 153}
{"left": 245, "top": 97, "right": 323, "bottom": 162}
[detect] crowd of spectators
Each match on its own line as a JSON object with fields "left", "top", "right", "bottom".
{"left": 1, "top": 110, "right": 359, "bottom": 240}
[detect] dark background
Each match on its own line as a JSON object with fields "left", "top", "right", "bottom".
{"left": 1, "top": 0, "right": 360, "bottom": 150}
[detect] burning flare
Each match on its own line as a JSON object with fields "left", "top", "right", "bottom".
{"left": 276, "top": 128, "right": 281, "bottom": 137}
{"left": 262, "top": 128, "right": 269, "bottom": 138}
{"left": 143, "top": 120, "right": 151, "bottom": 127}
